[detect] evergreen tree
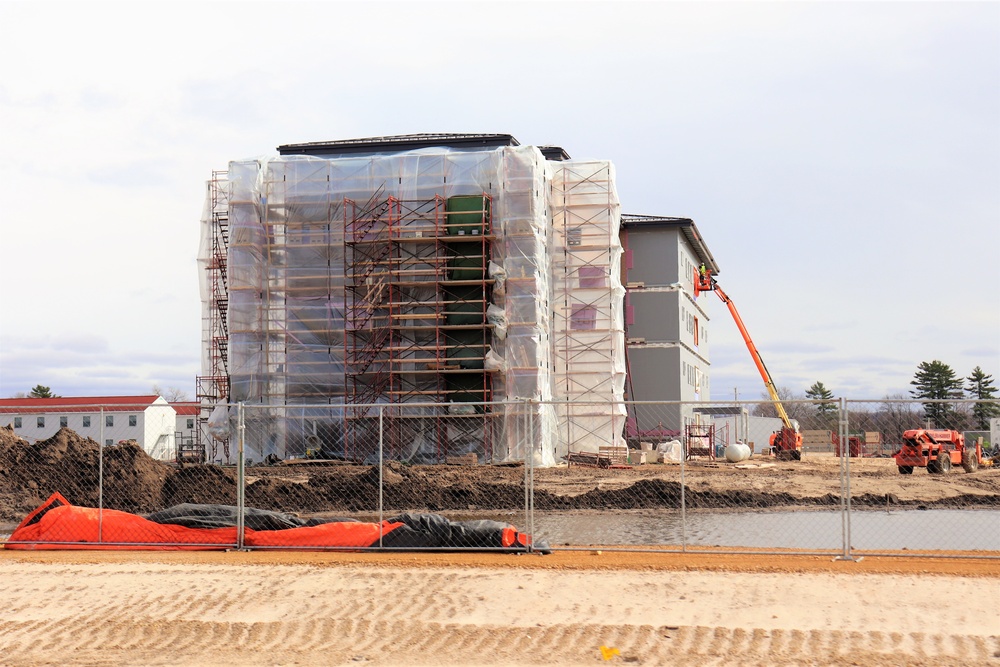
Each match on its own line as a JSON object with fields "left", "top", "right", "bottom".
{"left": 28, "top": 385, "right": 57, "bottom": 398}
{"left": 910, "top": 360, "right": 963, "bottom": 427}
{"left": 965, "top": 366, "right": 1000, "bottom": 430}
{"left": 805, "top": 381, "right": 837, "bottom": 425}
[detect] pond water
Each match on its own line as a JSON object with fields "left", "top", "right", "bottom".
{"left": 527, "top": 508, "right": 1000, "bottom": 552}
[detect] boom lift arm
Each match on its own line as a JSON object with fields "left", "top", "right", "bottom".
{"left": 695, "top": 268, "right": 802, "bottom": 460}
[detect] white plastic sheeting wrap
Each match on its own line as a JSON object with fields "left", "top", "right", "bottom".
{"left": 550, "top": 161, "right": 627, "bottom": 459}
{"left": 494, "top": 148, "right": 556, "bottom": 466}
{"left": 200, "top": 145, "right": 623, "bottom": 467}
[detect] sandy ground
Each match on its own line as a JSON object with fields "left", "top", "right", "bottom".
{"left": 1, "top": 550, "right": 997, "bottom": 667}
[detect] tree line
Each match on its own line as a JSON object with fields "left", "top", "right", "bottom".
{"left": 9, "top": 385, "right": 189, "bottom": 401}
{"left": 755, "top": 362, "right": 1000, "bottom": 432}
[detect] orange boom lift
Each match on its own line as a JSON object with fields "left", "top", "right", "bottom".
{"left": 695, "top": 268, "right": 803, "bottom": 460}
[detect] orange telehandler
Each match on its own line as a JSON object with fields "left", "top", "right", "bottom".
{"left": 892, "top": 429, "right": 985, "bottom": 474}
{"left": 695, "top": 268, "right": 803, "bottom": 460}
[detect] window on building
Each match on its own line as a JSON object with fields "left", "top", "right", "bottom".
{"left": 106, "top": 415, "right": 114, "bottom": 427}
{"left": 37, "top": 416, "right": 45, "bottom": 428}
{"left": 128, "top": 415, "right": 137, "bottom": 427}
{"left": 83, "top": 416, "right": 91, "bottom": 427}
{"left": 186, "top": 418, "right": 195, "bottom": 430}
{"left": 60, "top": 416, "right": 68, "bottom": 428}
{"left": 578, "top": 266, "right": 606, "bottom": 289}
{"left": 570, "top": 305, "right": 597, "bottom": 330}
{"left": 13, "top": 417, "right": 21, "bottom": 428}
{"left": 105, "top": 439, "right": 113, "bottom": 446}
{"left": 693, "top": 317, "right": 699, "bottom": 346}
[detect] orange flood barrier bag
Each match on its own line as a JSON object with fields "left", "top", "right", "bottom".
{"left": 6, "top": 493, "right": 237, "bottom": 550}
{"left": 5, "top": 493, "right": 544, "bottom": 552}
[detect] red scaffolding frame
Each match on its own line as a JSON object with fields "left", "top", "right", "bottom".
{"left": 197, "top": 171, "right": 231, "bottom": 462}
{"left": 343, "top": 194, "right": 495, "bottom": 462}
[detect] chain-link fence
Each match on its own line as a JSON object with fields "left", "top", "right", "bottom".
{"left": 0, "top": 402, "right": 239, "bottom": 548}
{"left": 2, "top": 399, "right": 997, "bottom": 557}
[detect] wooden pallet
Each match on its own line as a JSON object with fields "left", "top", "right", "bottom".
{"left": 445, "top": 453, "right": 479, "bottom": 466}
{"left": 567, "top": 447, "right": 631, "bottom": 469}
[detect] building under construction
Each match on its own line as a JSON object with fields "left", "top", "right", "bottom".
{"left": 198, "top": 134, "right": 713, "bottom": 465}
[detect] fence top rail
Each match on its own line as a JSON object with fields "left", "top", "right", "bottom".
{"left": 228, "top": 398, "right": 994, "bottom": 410}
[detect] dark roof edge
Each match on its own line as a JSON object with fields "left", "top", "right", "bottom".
{"left": 538, "top": 145, "right": 571, "bottom": 161}
{"left": 621, "top": 214, "right": 719, "bottom": 274}
{"left": 277, "top": 133, "right": 520, "bottom": 156}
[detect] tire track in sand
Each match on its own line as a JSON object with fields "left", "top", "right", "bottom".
{"left": 2, "top": 615, "right": 998, "bottom": 666}
{"left": 1, "top": 562, "right": 998, "bottom": 666}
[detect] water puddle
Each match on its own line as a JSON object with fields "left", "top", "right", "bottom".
{"left": 528, "top": 508, "right": 1000, "bottom": 551}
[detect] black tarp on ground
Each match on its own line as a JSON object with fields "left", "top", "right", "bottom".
{"left": 145, "top": 503, "right": 548, "bottom": 552}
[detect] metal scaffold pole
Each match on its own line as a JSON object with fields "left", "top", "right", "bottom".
{"left": 237, "top": 402, "right": 246, "bottom": 550}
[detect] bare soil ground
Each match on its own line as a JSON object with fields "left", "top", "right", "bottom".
{"left": 0, "top": 550, "right": 997, "bottom": 666}
{"left": 2, "top": 427, "right": 997, "bottom": 525}
{"left": 2, "top": 428, "right": 998, "bottom": 665}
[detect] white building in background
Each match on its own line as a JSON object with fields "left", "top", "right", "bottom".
{"left": 172, "top": 402, "right": 200, "bottom": 441}
{"left": 0, "top": 395, "right": 178, "bottom": 461}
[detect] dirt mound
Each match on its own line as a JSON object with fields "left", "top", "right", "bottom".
{"left": 245, "top": 478, "right": 318, "bottom": 512}
{"left": 2, "top": 428, "right": 999, "bottom": 525}
{"left": 162, "top": 466, "right": 237, "bottom": 507}
{"left": 0, "top": 429, "right": 171, "bottom": 521}
{"left": 101, "top": 440, "right": 171, "bottom": 513}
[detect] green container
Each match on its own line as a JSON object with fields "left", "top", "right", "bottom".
{"left": 447, "top": 242, "right": 487, "bottom": 280}
{"left": 446, "top": 195, "right": 490, "bottom": 236}
{"left": 445, "top": 285, "right": 484, "bottom": 325}
{"left": 446, "top": 373, "right": 488, "bottom": 404}
{"left": 446, "top": 330, "right": 486, "bottom": 369}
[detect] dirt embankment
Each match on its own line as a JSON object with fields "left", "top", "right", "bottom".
{"left": 1, "top": 426, "right": 998, "bottom": 523}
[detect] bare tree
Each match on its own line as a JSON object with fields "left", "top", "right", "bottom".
{"left": 752, "top": 386, "right": 811, "bottom": 425}
{"left": 876, "top": 394, "right": 921, "bottom": 446}
{"left": 152, "top": 385, "right": 189, "bottom": 402}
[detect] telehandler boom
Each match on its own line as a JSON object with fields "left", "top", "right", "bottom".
{"left": 695, "top": 268, "right": 803, "bottom": 460}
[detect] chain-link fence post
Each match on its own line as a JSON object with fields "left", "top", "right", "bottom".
{"left": 680, "top": 434, "right": 687, "bottom": 553}
{"left": 378, "top": 405, "right": 384, "bottom": 549}
{"left": 98, "top": 407, "right": 104, "bottom": 544}
{"left": 836, "top": 397, "right": 862, "bottom": 562}
{"left": 519, "top": 399, "right": 529, "bottom": 552}
{"left": 236, "top": 402, "right": 246, "bottom": 550}
{"left": 528, "top": 399, "right": 535, "bottom": 554}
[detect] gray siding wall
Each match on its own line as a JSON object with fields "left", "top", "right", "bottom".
{"left": 625, "top": 228, "right": 680, "bottom": 285}
{"left": 627, "top": 291, "right": 680, "bottom": 341}
{"left": 627, "top": 346, "right": 681, "bottom": 402}
{"left": 623, "top": 221, "right": 714, "bottom": 406}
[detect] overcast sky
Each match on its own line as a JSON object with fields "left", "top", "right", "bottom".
{"left": 0, "top": 1, "right": 997, "bottom": 403}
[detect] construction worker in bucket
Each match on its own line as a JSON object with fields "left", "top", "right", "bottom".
{"left": 698, "top": 263, "right": 711, "bottom": 290}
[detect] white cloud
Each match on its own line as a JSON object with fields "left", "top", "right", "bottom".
{"left": 0, "top": 1, "right": 996, "bottom": 401}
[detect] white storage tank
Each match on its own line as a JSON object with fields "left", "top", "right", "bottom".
{"left": 724, "top": 442, "right": 752, "bottom": 463}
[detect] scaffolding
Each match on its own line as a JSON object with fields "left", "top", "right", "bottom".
{"left": 199, "top": 145, "right": 611, "bottom": 466}
{"left": 196, "top": 171, "right": 231, "bottom": 461}
{"left": 550, "top": 161, "right": 627, "bottom": 459}
{"left": 685, "top": 423, "right": 716, "bottom": 460}
{"left": 343, "top": 194, "right": 495, "bottom": 462}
